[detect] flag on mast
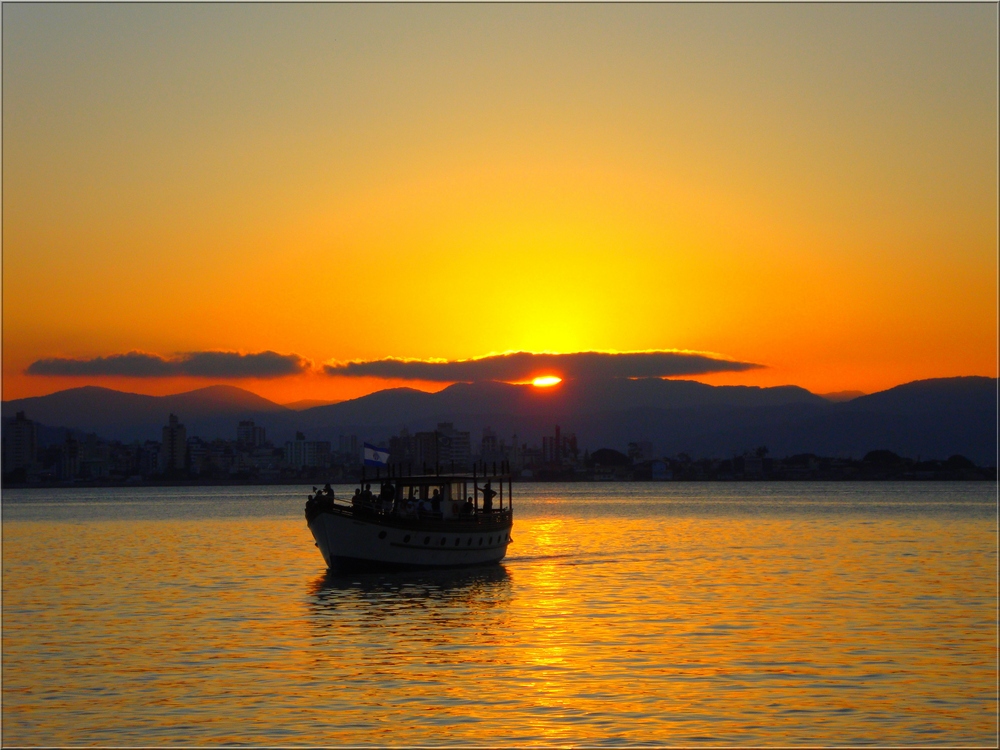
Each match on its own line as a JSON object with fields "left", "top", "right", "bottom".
{"left": 364, "top": 443, "right": 389, "bottom": 467}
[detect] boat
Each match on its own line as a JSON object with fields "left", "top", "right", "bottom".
{"left": 305, "top": 463, "right": 514, "bottom": 571}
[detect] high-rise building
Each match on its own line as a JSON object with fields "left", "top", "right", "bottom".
{"left": 2, "top": 411, "right": 37, "bottom": 474}
{"left": 410, "top": 424, "right": 471, "bottom": 472}
{"left": 436, "top": 423, "right": 471, "bottom": 470}
{"left": 338, "top": 434, "right": 360, "bottom": 464}
{"left": 543, "top": 425, "right": 577, "bottom": 465}
{"left": 285, "top": 432, "right": 332, "bottom": 469}
{"left": 236, "top": 420, "right": 266, "bottom": 448}
{"left": 414, "top": 431, "right": 439, "bottom": 470}
{"left": 139, "top": 441, "right": 162, "bottom": 476}
{"left": 187, "top": 437, "right": 208, "bottom": 476}
{"left": 389, "top": 429, "right": 415, "bottom": 468}
{"left": 61, "top": 437, "right": 80, "bottom": 479}
{"left": 481, "top": 427, "right": 499, "bottom": 464}
{"left": 161, "top": 414, "right": 187, "bottom": 474}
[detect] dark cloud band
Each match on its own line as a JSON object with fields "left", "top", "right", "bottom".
{"left": 26, "top": 351, "right": 309, "bottom": 379}
{"left": 323, "top": 350, "right": 761, "bottom": 381}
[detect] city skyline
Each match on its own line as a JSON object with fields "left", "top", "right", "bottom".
{"left": 3, "top": 4, "right": 997, "bottom": 405}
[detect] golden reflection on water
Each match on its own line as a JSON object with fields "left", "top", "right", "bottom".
{"left": 2, "top": 485, "right": 997, "bottom": 745}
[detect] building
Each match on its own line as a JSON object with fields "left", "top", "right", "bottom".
{"left": 480, "top": 428, "right": 499, "bottom": 465}
{"left": 480, "top": 428, "right": 522, "bottom": 470}
{"left": 107, "top": 442, "right": 140, "bottom": 479}
{"left": 236, "top": 420, "right": 266, "bottom": 448}
{"left": 413, "top": 431, "right": 439, "bottom": 471}
{"left": 161, "top": 414, "right": 187, "bottom": 474}
{"left": 187, "top": 437, "right": 208, "bottom": 476}
{"left": 389, "top": 429, "right": 416, "bottom": 469}
{"left": 139, "top": 441, "right": 162, "bottom": 476}
{"left": 285, "top": 432, "right": 332, "bottom": 470}
{"left": 338, "top": 434, "right": 360, "bottom": 464}
{"left": 61, "top": 437, "right": 80, "bottom": 480}
{"left": 542, "top": 425, "right": 578, "bottom": 465}
{"left": 435, "top": 423, "right": 471, "bottom": 470}
{"left": 205, "top": 440, "right": 237, "bottom": 476}
{"left": 2, "top": 411, "right": 38, "bottom": 475}
{"left": 77, "top": 433, "right": 110, "bottom": 479}
{"left": 250, "top": 446, "right": 283, "bottom": 478}
{"left": 407, "top": 423, "right": 471, "bottom": 472}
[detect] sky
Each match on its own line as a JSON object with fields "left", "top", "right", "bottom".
{"left": 3, "top": 3, "right": 997, "bottom": 405}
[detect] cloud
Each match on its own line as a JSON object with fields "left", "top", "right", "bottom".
{"left": 26, "top": 351, "right": 310, "bottom": 379}
{"left": 322, "top": 350, "right": 762, "bottom": 381}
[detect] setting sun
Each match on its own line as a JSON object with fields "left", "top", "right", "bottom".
{"left": 532, "top": 376, "right": 562, "bottom": 387}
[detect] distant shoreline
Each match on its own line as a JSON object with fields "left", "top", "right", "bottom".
{"left": 3, "top": 475, "right": 995, "bottom": 491}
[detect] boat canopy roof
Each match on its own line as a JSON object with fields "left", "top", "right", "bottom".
{"left": 364, "top": 472, "right": 509, "bottom": 485}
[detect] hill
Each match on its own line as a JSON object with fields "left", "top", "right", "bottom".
{"left": 3, "top": 376, "right": 996, "bottom": 465}
{"left": 2, "top": 385, "right": 289, "bottom": 443}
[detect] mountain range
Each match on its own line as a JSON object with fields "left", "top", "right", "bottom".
{"left": 3, "top": 376, "right": 996, "bottom": 465}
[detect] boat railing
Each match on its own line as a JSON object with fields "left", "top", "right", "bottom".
{"left": 307, "top": 460, "right": 516, "bottom": 524}
{"left": 360, "top": 461, "right": 516, "bottom": 512}
{"left": 313, "top": 496, "right": 511, "bottom": 523}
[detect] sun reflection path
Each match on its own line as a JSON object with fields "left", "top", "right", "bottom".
{"left": 2, "top": 486, "right": 995, "bottom": 746}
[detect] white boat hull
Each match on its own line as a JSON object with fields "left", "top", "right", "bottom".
{"left": 308, "top": 509, "right": 513, "bottom": 570}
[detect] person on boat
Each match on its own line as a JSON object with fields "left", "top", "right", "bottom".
{"left": 323, "top": 483, "right": 334, "bottom": 499}
{"left": 481, "top": 481, "right": 496, "bottom": 512}
{"left": 352, "top": 488, "right": 363, "bottom": 509}
{"left": 362, "top": 483, "right": 374, "bottom": 505}
{"left": 381, "top": 485, "right": 393, "bottom": 513}
{"left": 430, "top": 489, "right": 442, "bottom": 516}
{"left": 462, "top": 496, "right": 474, "bottom": 516}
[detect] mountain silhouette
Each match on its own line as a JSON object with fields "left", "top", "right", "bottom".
{"left": 3, "top": 376, "right": 996, "bottom": 465}
{"left": 2, "top": 385, "right": 289, "bottom": 443}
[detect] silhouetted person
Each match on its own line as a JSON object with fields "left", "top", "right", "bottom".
{"left": 431, "top": 489, "right": 442, "bottom": 515}
{"left": 377, "top": 482, "right": 393, "bottom": 513}
{"left": 482, "top": 481, "right": 496, "bottom": 512}
{"left": 323, "top": 483, "right": 334, "bottom": 499}
{"left": 463, "top": 496, "right": 474, "bottom": 516}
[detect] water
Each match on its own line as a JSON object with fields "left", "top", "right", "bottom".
{"left": 3, "top": 482, "right": 996, "bottom": 745}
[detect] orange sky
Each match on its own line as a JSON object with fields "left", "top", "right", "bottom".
{"left": 3, "top": 4, "right": 997, "bottom": 405}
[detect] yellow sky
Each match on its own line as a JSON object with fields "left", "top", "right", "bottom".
{"left": 3, "top": 3, "right": 997, "bottom": 404}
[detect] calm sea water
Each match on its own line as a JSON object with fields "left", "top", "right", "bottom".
{"left": 2, "top": 482, "right": 996, "bottom": 746}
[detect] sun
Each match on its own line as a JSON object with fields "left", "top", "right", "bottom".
{"left": 532, "top": 375, "right": 562, "bottom": 387}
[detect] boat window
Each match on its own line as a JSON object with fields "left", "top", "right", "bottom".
{"left": 424, "top": 537, "right": 430, "bottom": 545}
{"left": 404, "top": 535, "right": 411, "bottom": 543}
{"left": 440, "top": 537, "right": 446, "bottom": 545}
{"left": 467, "top": 538, "right": 472, "bottom": 546}
{"left": 454, "top": 538, "right": 460, "bottom": 546}
{"left": 478, "top": 538, "right": 483, "bottom": 546}
{"left": 378, "top": 531, "right": 387, "bottom": 539}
